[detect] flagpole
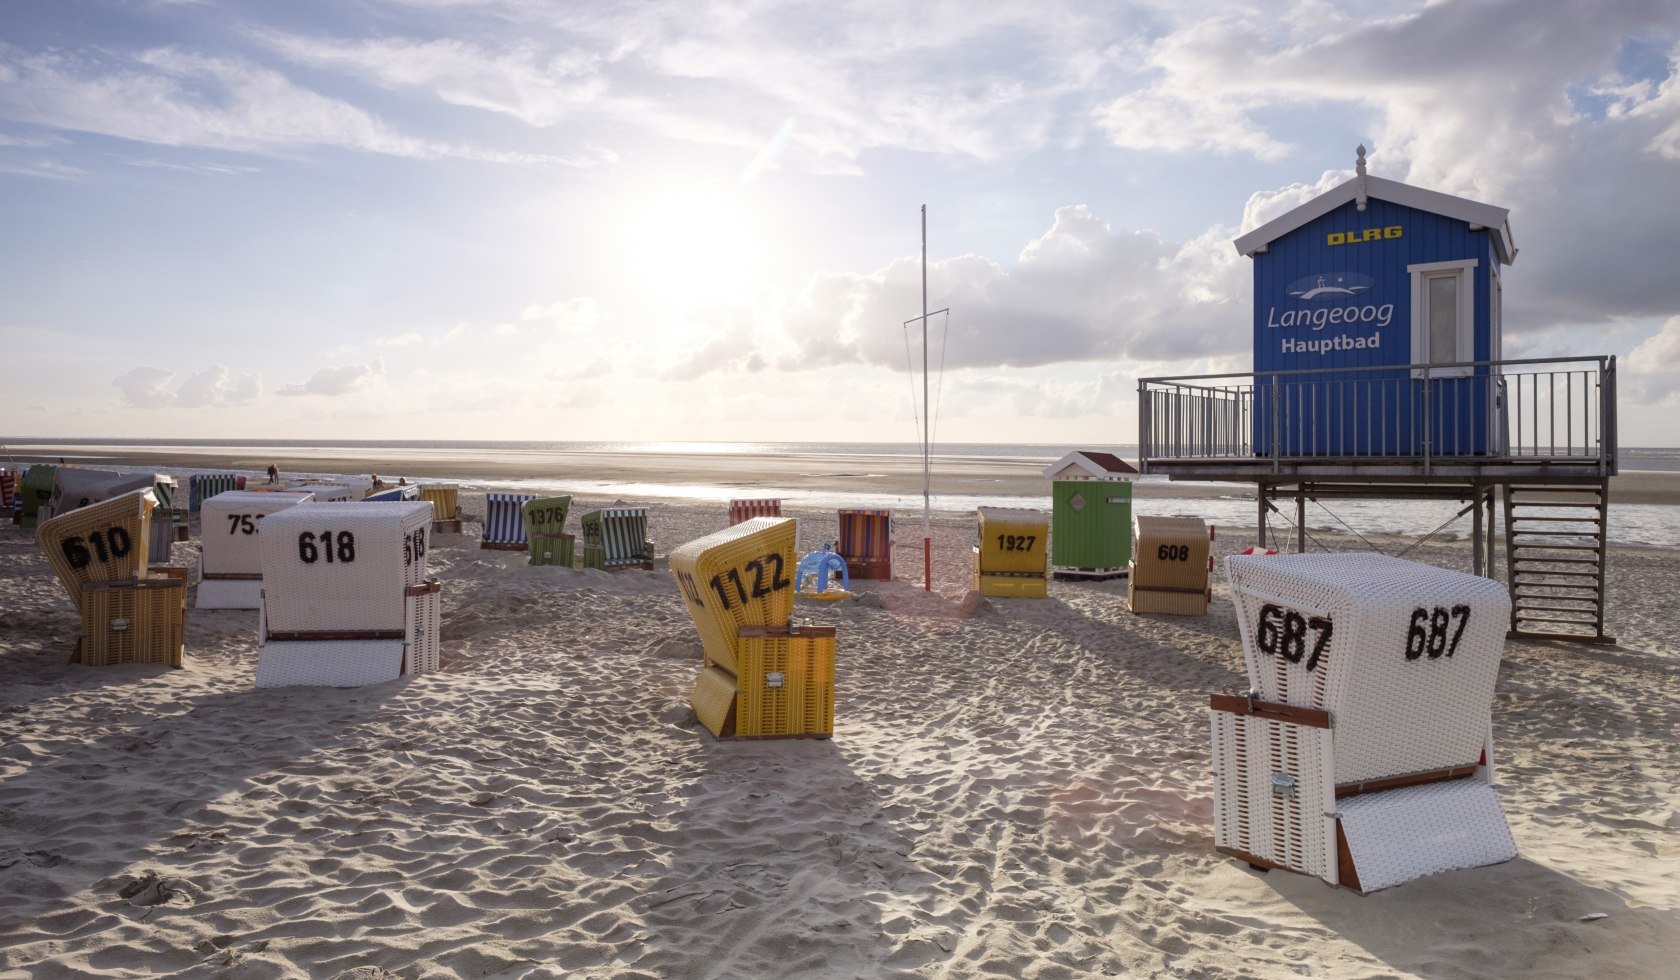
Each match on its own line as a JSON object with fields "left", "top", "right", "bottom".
{"left": 921, "top": 205, "right": 932, "bottom": 592}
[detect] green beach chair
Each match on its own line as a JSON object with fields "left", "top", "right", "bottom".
{"left": 522, "top": 495, "right": 574, "bottom": 567}
{"left": 578, "top": 506, "right": 653, "bottom": 570}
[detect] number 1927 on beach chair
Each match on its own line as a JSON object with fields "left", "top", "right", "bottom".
{"left": 670, "top": 517, "right": 836, "bottom": 739}
{"left": 1211, "top": 553, "right": 1517, "bottom": 893}
{"left": 253, "top": 502, "right": 442, "bottom": 689}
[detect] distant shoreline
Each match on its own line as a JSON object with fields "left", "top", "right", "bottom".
{"left": 8, "top": 442, "right": 1680, "bottom": 505}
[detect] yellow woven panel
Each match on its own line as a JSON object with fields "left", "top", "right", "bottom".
{"left": 80, "top": 578, "right": 185, "bottom": 667}
{"left": 1132, "top": 516, "right": 1211, "bottom": 593}
{"left": 976, "top": 507, "right": 1050, "bottom": 576}
{"left": 37, "top": 489, "right": 155, "bottom": 613}
{"left": 419, "top": 485, "right": 459, "bottom": 521}
{"left": 690, "top": 665, "right": 738, "bottom": 738}
{"left": 974, "top": 571, "right": 1049, "bottom": 599}
{"left": 736, "top": 628, "right": 835, "bottom": 738}
{"left": 1128, "top": 563, "right": 1209, "bottom": 615}
{"left": 668, "top": 517, "right": 797, "bottom": 675}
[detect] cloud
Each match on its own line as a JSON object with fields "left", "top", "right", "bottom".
{"left": 112, "top": 364, "right": 261, "bottom": 408}
{"left": 1623, "top": 314, "right": 1680, "bottom": 405}
{"left": 775, "top": 204, "right": 1247, "bottom": 375}
{"left": 0, "top": 42, "right": 597, "bottom": 165}
{"left": 259, "top": 33, "right": 608, "bottom": 127}
{"left": 519, "top": 297, "right": 601, "bottom": 334}
{"left": 376, "top": 332, "right": 425, "bottom": 347}
{"left": 277, "top": 359, "right": 385, "bottom": 396}
{"left": 112, "top": 367, "right": 177, "bottom": 408}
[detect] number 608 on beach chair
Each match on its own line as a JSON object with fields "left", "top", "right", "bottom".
{"left": 1210, "top": 553, "right": 1517, "bottom": 893}
{"left": 253, "top": 501, "right": 442, "bottom": 688}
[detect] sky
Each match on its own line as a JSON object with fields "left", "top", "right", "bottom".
{"left": 3, "top": 0, "right": 1680, "bottom": 447}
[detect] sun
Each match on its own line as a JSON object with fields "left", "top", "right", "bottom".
{"left": 621, "top": 186, "right": 766, "bottom": 307}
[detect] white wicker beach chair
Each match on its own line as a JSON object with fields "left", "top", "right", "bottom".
{"left": 196, "top": 490, "right": 315, "bottom": 609}
{"left": 1212, "top": 552, "right": 1516, "bottom": 892}
{"left": 253, "top": 501, "right": 440, "bottom": 688}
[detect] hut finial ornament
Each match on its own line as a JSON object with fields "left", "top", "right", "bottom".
{"left": 1355, "top": 144, "right": 1368, "bottom": 212}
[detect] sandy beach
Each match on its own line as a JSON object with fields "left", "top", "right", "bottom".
{"left": 2, "top": 467, "right": 1677, "bottom": 978}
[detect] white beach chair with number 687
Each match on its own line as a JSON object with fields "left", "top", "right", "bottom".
{"left": 254, "top": 501, "right": 441, "bottom": 688}
{"left": 1211, "top": 552, "right": 1516, "bottom": 893}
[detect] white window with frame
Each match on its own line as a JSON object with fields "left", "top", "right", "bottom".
{"left": 1409, "top": 258, "right": 1477, "bottom": 378}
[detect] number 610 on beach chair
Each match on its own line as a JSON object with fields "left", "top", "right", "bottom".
{"left": 670, "top": 517, "right": 836, "bottom": 739}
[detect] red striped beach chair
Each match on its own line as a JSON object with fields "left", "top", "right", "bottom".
{"left": 728, "top": 498, "right": 782, "bottom": 526}
{"left": 836, "top": 508, "right": 892, "bottom": 580}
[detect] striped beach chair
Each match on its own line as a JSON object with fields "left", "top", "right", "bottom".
{"left": 578, "top": 506, "right": 653, "bottom": 570}
{"left": 837, "top": 508, "right": 893, "bottom": 580}
{"left": 419, "top": 483, "right": 462, "bottom": 532}
{"left": 1211, "top": 553, "right": 1516, "bottom": 893}
{"left": 482, "top": 493, "right": 537, "bottom": 551}
{"left": 522, "top": 495, "right": 574, "bottom": 567}
{"left": 0, "top": 469, "right": 15, "bottom": 514}
{"left": 254, "top": 501, "right": 441, "bottom": 688}
{"left": 728, "top": 498, "right": 782, "bottom": 526}
{"left": 189, "top": 473, "right": 240, "bottom": 512}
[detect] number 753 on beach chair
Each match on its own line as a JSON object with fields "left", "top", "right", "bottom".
{"left": 1210, "top": 553, "right": 1517, "bottom": 893}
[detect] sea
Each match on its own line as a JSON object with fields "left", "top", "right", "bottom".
{"left": 9, "top": 439, "right": 1680, "bottom": 549}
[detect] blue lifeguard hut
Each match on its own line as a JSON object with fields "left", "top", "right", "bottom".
{"left": 1136, "top": 149, "right": 1619, "bottom": 643}
{"left": 1237, "top": 147, "right": 1515, "bottom": 457}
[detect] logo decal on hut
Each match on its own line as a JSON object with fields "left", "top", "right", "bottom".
{"left": 1287, "top": 272, "right": 1373, "bottom": 301}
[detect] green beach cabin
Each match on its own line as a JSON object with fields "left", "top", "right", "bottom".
{"left": 1042, "top": 450, "right": 1139, "bottom": 578}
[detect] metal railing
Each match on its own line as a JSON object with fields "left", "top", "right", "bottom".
{"left": 1137, "top": 356, "right": 1617, "bottom": 475}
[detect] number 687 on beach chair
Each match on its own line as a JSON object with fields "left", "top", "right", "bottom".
{"left": 1211, "top": 553, "right": 1517, "bottom": 893}
{"left": 670, "top": 517, "right": 835, "bottom": 739}
{"left": 253, "top": 501, "right": 441, "bottom": 688}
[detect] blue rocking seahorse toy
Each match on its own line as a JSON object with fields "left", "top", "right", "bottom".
{"left": 795, "top": 542, "right": 852, "bottom": 601}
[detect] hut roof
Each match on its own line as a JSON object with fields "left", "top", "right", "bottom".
{"left": 1233, "top": 153, "right": 1516, "bottom": 265}
{"left": 1043, "top": 450, "right": 1139, "bottom": 480}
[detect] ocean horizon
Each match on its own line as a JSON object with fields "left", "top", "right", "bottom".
{"left": 8, "top": 437, "right": 1678, "bottom": 548}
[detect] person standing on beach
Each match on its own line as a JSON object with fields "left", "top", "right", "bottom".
{"left": 267, "top": 464, "right": 279, "bottom": 484}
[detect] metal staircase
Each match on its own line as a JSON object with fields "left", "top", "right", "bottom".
{"left": 1503, "top": 482, "right": 1614, "bottom": 643}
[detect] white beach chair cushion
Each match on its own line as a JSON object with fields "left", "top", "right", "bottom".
{"left": 1337, "top": 779, "right": 1518, "bottom": 892}
{"left": 253, "top": 640, "right": 405, "bottom": 688}
{"left": 1226, "top": 553, "right": 1511, "bottom": 785}
{"left": 258, "top": 501, "right": 433, "bottom": 633}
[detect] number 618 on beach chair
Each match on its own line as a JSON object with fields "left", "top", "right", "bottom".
{"left": 669, "top": 517, "right": 836, "bottom": 739}
{"left": 253, "top": 501, "right": 442, "bottom": 688}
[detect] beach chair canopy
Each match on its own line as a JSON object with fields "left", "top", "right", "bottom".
{"left": 1225, "top": 552, "right": 1510, "bottom": 784}
{"left": 258, "top": 501, "right": 433, "bottom": 634}
{"left": 579, "top": 506, "right": 651, "bottom": 566}
{"left": 484, "top": 493, "right": 538, "bottom": 545}
{"left": 35, "top": 488, "right": 157, "bottom": 612}
{"left": 199, "top": 490, "right": 315, "bottom": 577}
